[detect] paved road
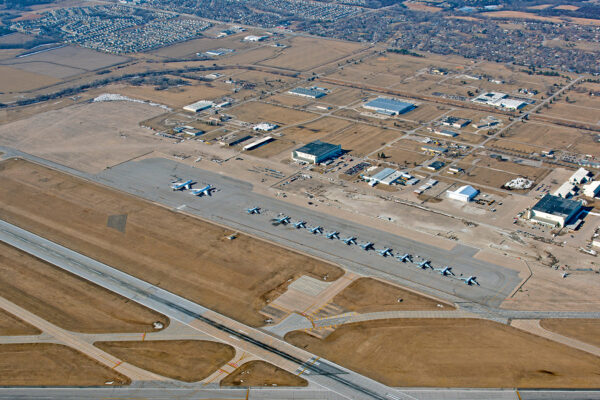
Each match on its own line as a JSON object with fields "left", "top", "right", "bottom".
{"left": 0, "top": 219, "right": 413, "bottom": 400}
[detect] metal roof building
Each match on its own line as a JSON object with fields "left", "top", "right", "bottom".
{"left": 183, "top": 100, "right": 214, "bottom": 113}
{"left": 553, "top": 182, "right": 576, "bottom": 198}
{"left": 363, "top": 97, "right": 416, "bottom": 115}
{"left": 288, "top": 87, "right": 328, "bottom": 99}
{"left": 292, "top": 140, "right": 342, "bottom": 164}
{"left": 569, "top": 167, "right": 591, "bottom": 184}
{"left": 447, "top": 185, "right": 479, "bottom": 202}
{"left": 528, "top": 194, "right": 582, "bottom": 227}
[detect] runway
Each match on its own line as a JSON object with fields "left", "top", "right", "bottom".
{"left": 0, "top": 219, "right": 410, "bottom": 400}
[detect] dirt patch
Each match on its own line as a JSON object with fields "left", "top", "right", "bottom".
{"left": 0, "top": 343, "right": 130, "bottom": 386}
{"left": 285, "top": 318, "right": 600, "bottom": 388}
{"left": 0, "top": 159, "right": 343, "bottom": 327}
{"left": 220, "top": 360, "right": 308, "bottom": 387}
{"left": 0, "top": 309, "right": 41, "bottom": 336}
{"left": 95, "top": 340, "right": 234, "bottom": 382}
{"left": 540, "top": 319, "right": 600, "bottom": 348}
{"left": 332, "top": 278, "right": 454, "bottom": 313}
{"left": 0, "top": 242, "right": 168, "bottom": 333}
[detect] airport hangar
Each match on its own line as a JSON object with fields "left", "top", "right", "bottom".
{"left": 363, "top": 97, "right": 416, "bottom": 115}
{"left": 292, "top": 140, "right": 342, "bottom": 164}
{"left": 527, "top": 193, "right": 583, "bottom": 227}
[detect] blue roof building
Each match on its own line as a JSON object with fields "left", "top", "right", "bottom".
{"left": 363, "top": 97, "right": 416, "bottom": 115}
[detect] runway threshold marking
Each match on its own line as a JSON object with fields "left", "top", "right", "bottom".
{"left": 296, "top": 357, "right": 320, "bottom": 377}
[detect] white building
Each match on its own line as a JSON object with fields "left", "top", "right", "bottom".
{"left": 243, "top": 35, "right": 268, "bottom": 42}
{"left": 472, "top": 92, "right": 526, "bottom": 110}
{"left": 554, "top": 182, "right": 576, "bottom": 198}
{"left": 569, "top": 167, "right": 591, "bottom": 184}
{"left": 183, "top": 100, "right": 214, "bottom": 113}
{"left": 253, "top": 122, "right": 278, "bottom": 132}
{"left": 447, "top": 185, "right": 479, "bottom": 202}
{"left": 243, "top": 136, "right": 273, "bottom": 151}
{"left": 583, "top": 181, "right": 600, "bottom": 198}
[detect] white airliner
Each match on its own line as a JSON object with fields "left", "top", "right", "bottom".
{"left": 190, "top": 184, "right": 213, "bottom": 196}
{"left": 171, "top": 179, "right": 193, "bottom": 191}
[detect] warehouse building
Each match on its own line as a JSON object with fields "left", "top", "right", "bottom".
{"left": 553, "top": 181, "right": 576, "bottom": 198}
{"left": 366, "top": 168, "right": 406, "bottom": 186}
{"left": 183, "top": 100, "right": 214, "bottom": 113}
{"left": 569, "top": 167, "right": 591, "bottom": 184}
{"left": 243, "top": 136, "right": 273, "bottom": 151}
{"left": 243, "top": 35, "right": 268, "bottom": 42}
{"left": 527, "top": 194, "right": 582, "bottom": 227}
{"left": 287, "top": 87, "right": 328, "bottom": 99}
{"left": 472, "top": 92, "right": 526, "bottom": 110}
{"left": 363, "top": 97, "right": 416, "bottom": 115}
{"left": 583, "top": 181, "right": 600, "bottom": 198}
{"left": 447, "top": 185, "right": 479, "bottom": 202}
{"left": 292, "top": 140, "right": 342, "bottom": 164}
{"left": 434, "top": 129, "right": 459, "bottom": 138}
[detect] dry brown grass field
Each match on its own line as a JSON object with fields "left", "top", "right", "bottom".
{"left": 285, "top": 319, "right": 600, "bottom": 388}
{"left": 323, "top": 123, "right": 400, "bottom": 156}
{"left": 403, "top": 103, "right": 450, "bottom": 123}
{"left": 151, "top": 34, "right": 252, "bottom": 59}
{"left": 403, "top": 1, "right": 442, "bottom": 12}
{"left": 540, "top": 101, "right": 600, "bottom": 125}
{"left": 0, "top": 343, "right": 130, "bottom": 386}
{"left": 0, "top": 159, "right": 343, "bottom": 327}
{"left": 383, "top": 145, "right": 430, "bottom": 167}
{"left": 244, "top": 138, "right": 296, "bottom": 159}
{"left": 0, "top": 101, "right": 166, "bottom": 173}
{"left": 221, "top": 360, "right": 308, "bottom": 387}
{"left": 319, "top": 86, "right": 365, "bottom": 107}
{"left": 259, "top": 36, "right": 364, "bottom": 71}
{"left": 540, "top": 319, "right": 600, "bottom": 347}
{"left": 333, "top": 278, "right": 454, "bottom": 313}
{"left": 476, "top": 156, "right": 551, "bottom": 182}
{"left": 228, "top": 101, "right": 316, "bottom": 126}
{"left": 481, "top": 11, "right": 564, "bottom": 23}
{"left": 0, "top": 309, "right": 41, "bottom": 336}
{"left": 95, "top": 340, "right": 235, "bottom": 382}
{"left": 489, "top": 138, "right": 548, "bottom": 154}
{"left": 281, "top": 117, "right": 352, "bottom": 143}
{"left": 503, "top": 122, "right": 589, "bottom": 152}
{"left": 0, "top": 242, "right": 169, "bottom": 333}
{"left": 464, "top": 166, "right": 518, "bottom": 188}
{"left": 109, "top": 83, "right": 231, "bottom": 109}
{"left": 267, "top": 93, "right": 315, "bottom": 108}
{"left": 0, "top": 46, "right": 128, "bottom": 78}
{"left": 0, "top": 65, "right": 60, "bottom": 92}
